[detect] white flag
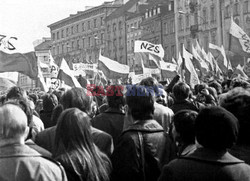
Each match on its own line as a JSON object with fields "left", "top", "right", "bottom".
{"left": 134, "top": 40, "right": 165, "bottom": 58}
{"left": 230, "top": 17, "right": 250, "bottom": 53}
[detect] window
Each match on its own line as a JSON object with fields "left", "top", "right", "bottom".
{"left": 101, "top": 33, "right": 104, "bottom": 44}
{"left": 149, "top": 10, "right": 152, "bottom": 17}
{"left": 119, "top": 21, "right": 122, "bottom": 30}
{"left": 71, "top": 41, "right": 74, "bottom": 50}
{"left": 157, "top": 7, "right": 161, "bottom": 14}
{"left": 131, "top": 40, "right": 134, "bottom": 51}
{"left": 204, "top": 36, "right": 209, "bottom": 52}
{"left": 66, "top": 28, "right": 69, "bottom": 36}
{"left": 76, "top": 24, "right": 79, "bottom": 33}
{"left": 203, "top": 8, "right": 207, "bottom": 24}
{"left": 107, "top": 25, "right": 110, "bottom": 32}
{"left": 171, "top": 45, "right": 176, "bottom": 59}
{"left": 52, "top": 33, "right": 55, "bottom": 40}
{"left": 244, "top": 1, "right": 249, "bottom": 14}
{"left": 119, "top": 37, "right": 122, "bottom": 46}
{"left": 82, "top": 38, "right": 85, "bottom": 48}
{"left": 168, "top": 3, "right": 172, "bottom": 11}
{"left": 145, "top": 12, "right": 148, "bottom": 18}
{"left": 82, "top": 23, "right": 85, "bottom": 31}
{"left": 77, "top": 40, "right": 80, "bottom": 49}
{"left": 179, "top": 16, "right": 184, "bottom": 31}
{"left": 234, "top": 3, "right": 239, "bottom": 16}
{"left": 165, "top": 22, "right": 168, "bottom": 34}
{"left": 57, "top": 32, "right": 59, "bottom": 40}
{"left": 88, "top": 21, "right": 91, "bottom": 30}
{"left": 211, "top": 31, "right": 216, "bottom": 45}
{"left": 113, "top": 23, "right": 116, "bottom": 32}
{"left": 153, "top": 8, "right": 157, "bottom": 15}
{"left": 71, "top": 26, "right": 74, "bottom": 35}
{"left": 94, "top": 19, "right": 97, "bottom": 28}
{"left": 61, "top": 30, "right": 64, "bottom": 38}
{"left": 66, "top": 43, "right": 69, "bottom": 52}
{"left": 225, "top": 5, "right": 231, "bottom": 18}
{"left": 170, "top": 19, "right": 175, "bottom": 33}
{"left": 62, "top": 44, "right": 64, "bottom": 53}
{"left": 56, "top": 45, "right": 59, "bottom": 55}
{"left": 100, "top": 17, "right": 104, "bottom": 26}
{"left": 210, "top": 5, "right": 216, "bottom": 23}
{"left": 88, "top": 37, "right": 91, "bottom": 46}
{"left": 194, "top": 12, "right": 198, "bottom": 25}
{"left": 186, "top": 15, "right": 189, "bottom": 29}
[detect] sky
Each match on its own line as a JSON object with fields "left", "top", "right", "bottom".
{"left": 0, "top": 0, "right": 106, "bottom": 53}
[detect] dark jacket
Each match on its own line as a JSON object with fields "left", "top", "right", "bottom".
{"left": 0, "top": 144, "right": 67, "bottom": 181}
{"left": 159, "top": 147, "right": 250, "bottom": 181}
{"left": 111, "top": 119, "right": 176, "bottom": 181}
{"left": 170, "top": 99, "right": 204, "bottom": 113}
{"left": 35, "top": 126, "right": 114, "bottom": 157}
{"left": 40, "top": 110, "right": 53, "bottom": 129}
{"left": 92, "top": 108, "right": 125, "bottom": 146}
{"left": 25, "top": 139, "right": 52, "bottom": 157}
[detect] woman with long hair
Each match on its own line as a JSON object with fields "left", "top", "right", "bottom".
{"left": 53, "top": 108, "right": 111, "bottom": 181}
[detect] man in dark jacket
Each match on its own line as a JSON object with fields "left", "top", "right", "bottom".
{"left": 92, "top": 85, "right": 125, "bottom": 147}
{"left": 170, "top": 82, "right": 204, "bottom": 113}
{"left": 159, "top": 106, "right": 250, "bottom": 181}
{"left": 0, "top": 104, "right": 67, "bottom": 181}
{"left": 111, "top": 85, "right": 176, "bottom": 181}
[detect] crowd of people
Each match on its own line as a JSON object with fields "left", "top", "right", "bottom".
{"left": 0, "top": 74, "right": 250, "bottom": 181}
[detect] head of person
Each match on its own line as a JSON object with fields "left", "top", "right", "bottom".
{"left": 0, "top": 104, "right": 28, "bottom": 146}
{"left": 156, "top": 88, "right": 168, "bottom": 106}
{"left": 139, "top": 77, "right": 161, "bottom": 98}
{"left": 209, "top": 81, "right": 222, "bottom": 95}
{"left": 60, "top": 87, "right": 93, "bottom": 116}
{"left": 55, "top": 108, "right": 93, "bottom": 152}
{"left": 42, "top": 93, "right": 58, "bottom": 112}
{"left": 106, "top": 85, "right": 125, "bottom": 109}
{"left": 54, "top": 108, "right": 111, "bottom": 181}
{"left": 195, "top": 106, "right": 239, "bottom": 150}
{"left": 6, "top": 86, "right": 28, "bottom": 100}
{"left": 172, "top": 110, "right": 197, "bottom": 145}
{"left": 126, "top": 85, "right": 154, "bottom": 121}
{"left": 29, "top": 93, "right": 38, "bottom": 105}
{"left": 219, "top": 87, "right": 250, "bottom": 145}
{"left": 172, "top": 82, "right": 191, "bottom": 101}
{"left": 221, "top": 79, "right": 232, "bottom": 93}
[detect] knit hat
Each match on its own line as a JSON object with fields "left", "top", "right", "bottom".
{"left": 195, "top": 106, "right": 239, "bottom": 150}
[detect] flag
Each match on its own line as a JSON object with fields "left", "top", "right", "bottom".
{"left": 134, "top": 40, "right": 165, "bottom": 58}
{"left": 49, "top": 52, "right": 59, "bottom": 78}
{"left": 172, "top": 57, "right": 177, "bottom": 64}
{"left": 0, "top": 51, "right": 38, "bottom": 79}
{"left": 98, "top": 53, "right": 129, "bottom": 79}
{"left": 229, "top": 17, "right": 250, "bottom": 55}
{"left": 183, "top": 45, "right": 200, "bottom": 88}
{"left": 57, "top": 58, "right": 81, "bottom": 88}
{"left": 37, "top": 66, "right": 49, "bottom": 92}
{"left": 207, "top": 52, "right": 215, "bottom": 71}
{"left": 160, "top": 61, "right": 177, "bottom": 79}
{"left": 232, "top": 64, "right": 248, "bottom": 80}
{"left": 177, "top": 52, "right": 183, "bottom": 66}
{"left": 192, "top": 45, "right": 209, "bottom": 72}
{"left": 209, "top": 43, "right": 232, "bottom": 73}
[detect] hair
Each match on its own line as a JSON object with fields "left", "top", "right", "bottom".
{"left": 173, "top": 110, "right": 197, "bottom": 144}
{"left": 42, "top": 93, "right": 58, "bottom": 112}
{"left": 106, "top": 85, "right": 125, "bottom": 108}
{"left": 209, "top": 81, "right": 222, "bottom": 95}
{"left": 219, "top": 87, "right": 250, "bottom": 145}
{"left": 195, "top": 106, "right": 239, "bottom": 150}
{"left": 29, "top": 93, "right": 38, "bottom": 105}
{"left": 50, "top": 104, "right": 64, "bottom": 126}
{"left": 0, "top": 104, "right": 27, "bottom": 140}
{"left": 139, "top": 77, "right": 161, "bottom": 96}
{"left": 126, "top": 85, "right": 154, "bottom": 120}
{"left": 172, "top": 82, "right": 190, "bottom": 101}
{"left": 54, "top": 108, "right": 111, "bottom": 181}
{"left": 6, "top": 86, "right": 28, "bottom": 100}
{"left": 4, "top": 98, "right": 33, "bottom": 126}
{"left": 60, "top": 88, "right": 93, "bottom": 116}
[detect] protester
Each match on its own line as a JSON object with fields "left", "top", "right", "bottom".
{"left": 111, "top": 85, "right": 176, "bottom": 181}
{"left": 54, "top": 108, "right": 111, "bottom": 181}
{"left": 92, "top": 85, "right": 125, "bottom": 147}
{"left": 159, "top": 106, "right": 250, "bottom": 181}
{"left": 35, "top": 87, "right": 114, "bottom": 157}
{"left": 139, "top": 77, "right": 174, "bottom": 133}
{"left": 171, "top": 110, "right": 198, "bottom": 157}
{"left": 40, "top": 93, "right": 58, "bottom": 128}
{"left": 6, "top": 86, "right": 44, "bottom": 140}
{"left": 170, "top": 82, "right": 204, "bottom": 113}
{"left": 219, "top": 87, "right": 250, "bottom": 164}
{"left": 0, "top": 104, "right": 67, "bottom": 181}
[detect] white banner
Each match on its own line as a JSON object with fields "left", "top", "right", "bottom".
{"left": 230, "top": 18, "right": 250, "bottom": 53}
{"left": 159, "top": 61, "right": 177, "bottom": 72}
{"left": 131, "top": 73, "right": 151, "bottom": 84}
{"left": 134, "top": 40, "right": 165, "bottom": 58}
